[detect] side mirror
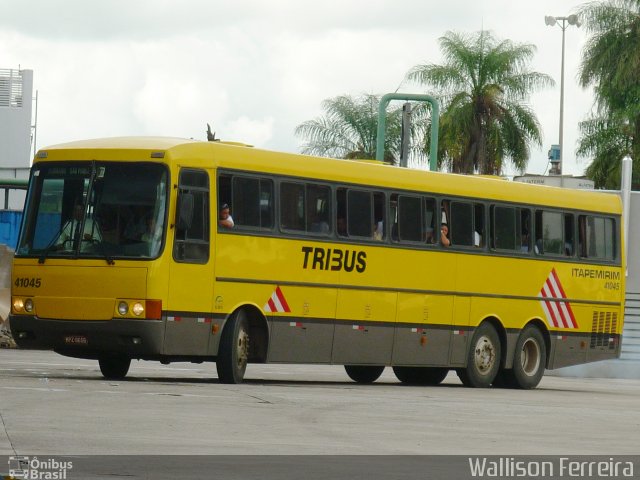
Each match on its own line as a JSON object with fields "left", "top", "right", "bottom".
{"left": 176, "top": 193, "right": 194, "bottom": 230}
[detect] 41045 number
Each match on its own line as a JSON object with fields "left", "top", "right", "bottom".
{"left": 14, "top": 277, "right": 41, "bottom": 288}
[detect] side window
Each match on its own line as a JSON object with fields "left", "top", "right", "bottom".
{"left": 579, "top": 215, "right": 616, "bottom": 260}
{"left": 520, "top": 209, "right": 531, "bottom": 253}
{"left": 347, "top": 190, "right": 372, "bottom": 237}
{"left": 535, "top": 210, "right": 563, "bottom": 255}
{"left": 391, "top": 194, "right": 436, "bottom": 244}
{"left": 565, "top": 213, "right": 575, "bottom": 256}
{"left": 424, "top": 197, "right": 437, "bottom": 244}
{"left": 280, "top": 182, "right": 305, "bottom": 231}
{"left": 232, "top": 176, "right": 274, "bottom": 229}
{"left": 398, "top": 195, "right": 423, "bottom": 242}
{"left": 492, "top": 206, "right": 531, "bottom": 253}
{"left": 492, "top": 205, "right": 517, "bottom": 251}
{"left": 337, "top": 188, "right": 385, "bottom": 240}
{"left": 306, "top": 184, "right": 331, "bottom": 235}
{"left": 474, "top": 203, "right": 485, "bottom": 247}
{"left": 450, "top": 201, "right": 473, "bottom": 246}
{"left": 174, "top": 169, "right": 209, "bottom": 264}
{"left": 280, "top": 182, "right": 331, "bottom": 235}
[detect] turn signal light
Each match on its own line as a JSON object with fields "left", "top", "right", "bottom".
{"left": 145, "top": 300, "right": 162, "bottom": 320}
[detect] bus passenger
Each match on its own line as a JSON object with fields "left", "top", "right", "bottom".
{"left": 219, "top": 203, "right": 234, "bottom": 228}
{"left": 440, "top": 224, "right": 451, "bottom": 247}
{"left": 373, "top": 220, "right": 383, "bottom": 240}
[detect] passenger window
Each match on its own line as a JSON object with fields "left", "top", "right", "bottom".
{"left": 424, "top": 197, "right": 436, "bottom": 244}
{"left": 564, "top": 214, "right": 575, "bottom": 256}
{"left": 340, "top": 189, "right": 385, "bottom": 240}
{"left": 347, "top": 190, "right": 372, "bottom": 237}
{"left": 535, "top": 210, "right": 563, "bottom": 255}
{"left": 491, "top": 206, "right": 531, "bottom": 253}
{"left": 398, "top": 195, "right": 422, "bottom": 242}
{"left": 306, "top": 184, "right": 331, "bottom": 235}
{"left": 232, "top": 176, "right": 274, "bottom": 229}
{"left": 450, "top": 201, "right": 473, "bottom": 246}
{"left": 280, "top": 182, "right": 305, "bottom": 231}
{"left": 492, "top": 206, "right": 517, "bottom": 250}
{"left": 579, "top": 215, "right": 616, "bottom": 260}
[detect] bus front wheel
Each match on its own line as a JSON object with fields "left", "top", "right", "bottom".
{"left": 99, "top": 356, "right": 131, "bottom": 380}
{"left": 393, "top": 367, "right": 449, "bottom": 385}
{"left": 217, "top": 311, "right": 250, "bottom": 384}
{"left": 344, "top": 365, "right": 384, "bottom": 384}
{"left": 457, "top": 323, "right": 501, "bottom": 388}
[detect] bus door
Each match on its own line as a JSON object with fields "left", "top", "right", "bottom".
{"left": 164, "top": 168, "right": 215, "bottom": 356}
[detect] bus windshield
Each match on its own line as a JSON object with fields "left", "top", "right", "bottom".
{"left": 17, "top": 162, "right": 168, "bottom": 260}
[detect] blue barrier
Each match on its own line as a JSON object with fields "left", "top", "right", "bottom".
{"left": 0, "top": 211, "right": 23, "bottom": 249}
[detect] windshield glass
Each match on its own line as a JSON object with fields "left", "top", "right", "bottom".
{"left": 17, "top": 162, "right": 168, "bottom": 260}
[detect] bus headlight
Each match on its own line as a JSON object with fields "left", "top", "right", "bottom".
{"left": 24, "top": 298, "right": 34, "bottom": 313}
{"left": 132, "top": 302, "right": 144, "bottom": 316}
{"left": 13, "top": 298, "right": 24, "bottom": 312}
{"left": 117, "top": 301, "right": 129, "bottom": 316}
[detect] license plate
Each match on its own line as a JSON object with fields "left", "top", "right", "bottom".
{"left": 64, "top": 335, "right": 88, "bottom": 345}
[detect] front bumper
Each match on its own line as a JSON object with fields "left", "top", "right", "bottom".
{"left": 9, "top": 314, "right": 165, "bottom": 359}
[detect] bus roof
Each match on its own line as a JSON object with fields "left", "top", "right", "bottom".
{"left": 36, "top": 136, "right": 621, "bottom": 215}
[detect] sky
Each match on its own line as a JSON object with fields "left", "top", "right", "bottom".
{"left": 1, "top": 0, "right": 596, "bottom": 176}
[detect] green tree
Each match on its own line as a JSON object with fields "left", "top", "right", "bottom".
{"left": 407, "top": 30, "right": 553, "bottom": 175}
{"left": 577, "top": 0, "right": 640, "bottom": 188}
{"left": 295, "top": 93, "right": 414, "bottom": 164}
{"left": 577, "top": 115, "right": 635, "bottom": 188}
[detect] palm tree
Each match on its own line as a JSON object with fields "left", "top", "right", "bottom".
{"left": 295, "top": 94, "right": 417, "bottom": 165}
{"left": 407, "top": 30, "right": 553, "bottom": 175}
{"left": 577, "top": 0, "right": 640, "bottom": 187}
{"left": 577, "top": 114, "right": 634, "bottom": 188}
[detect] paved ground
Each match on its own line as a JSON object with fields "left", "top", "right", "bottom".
{"left": 1, "top": 349, "right": 639, "bottom": 456}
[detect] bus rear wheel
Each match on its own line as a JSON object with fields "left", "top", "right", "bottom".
{"left": 99, "top": 356, "right": 131, "bottom": 380}
{"left": 344, "top": 365, "right": 384, "bottom": 384}
{"left": 457, "top": 322, "right": 501, "bottom": 388}
{"left": 510, "top": 325, "right": 546, "bottom": 389}
{"left": 393, "top": 367, "right": 449, "bottom": 385}
{"left": 217, "top": 311, "right": 250, "bottom": 384}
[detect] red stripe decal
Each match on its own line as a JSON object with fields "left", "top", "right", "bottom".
{"left": 267, "top": 298, "right": 277, "bottom": 312}
{"left": 275, "top": 286, "right": 291, "bottom": 312}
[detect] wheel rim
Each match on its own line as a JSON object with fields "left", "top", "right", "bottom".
{"left": 236, "top": 327, "right": 250, "bottom": 370}
{"left": 520, "top": 338, "right": 541, "bottom": 376}
{"left": 474, "top": 335, "right": 497, "bottom": 375}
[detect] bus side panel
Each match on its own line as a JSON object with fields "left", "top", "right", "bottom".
{"left": 267, "top": 286, "right": 337, "bottom": 363}
{"left": 331, "top": 290, "right": 397, "bottom": 365}
{"left": 392, "top": 293, "right": 453, "bottom": 366}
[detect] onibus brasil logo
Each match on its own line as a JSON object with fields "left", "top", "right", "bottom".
{"left": 6, "top": 456, "right": 73, "bottom": 480}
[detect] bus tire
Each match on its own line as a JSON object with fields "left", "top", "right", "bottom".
{"left": 457, "top": 322, "right": 501, "bottom": 388}
{"left": 216, "top": 311, "right": 250, "bottom": 384}
{"left": 344, "top": 365, "right": 384, "bottom": 384}
{"left": 393, "top": 367, "right": 449, "bottom": 385}
{"left": 510, "top": 325, "right": 546, "bottom": 390}
{"left": 99, "top": 356, "right": 131, "bottom": 380}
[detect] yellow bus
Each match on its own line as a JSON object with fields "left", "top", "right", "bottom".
{"left": 10, "top": 137, "right": 624, "bottom": 389}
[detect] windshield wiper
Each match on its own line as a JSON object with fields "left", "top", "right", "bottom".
{"left": 38, "top": 223, "right": 71, "bottom": 264}
{"left": 93, "top": 235, "right": 115, "bottom": 266}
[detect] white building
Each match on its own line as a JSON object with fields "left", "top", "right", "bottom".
{"left": 0, "top": 68, "right": 32, "bottom": 210}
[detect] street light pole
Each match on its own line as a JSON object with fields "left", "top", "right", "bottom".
{"left": 545, "top": 14, "right": 580, "bottom": 175}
